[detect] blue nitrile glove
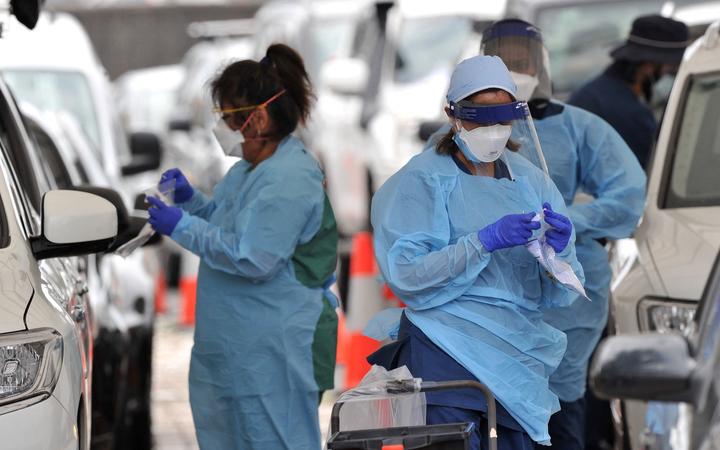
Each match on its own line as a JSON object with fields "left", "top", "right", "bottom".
{"left": 160, "top": 168, "right": 193, "bottom": 203}
{"left": 478, "top": 212, "right": 540, "bottom": 252}
{"left": 147, "top": 196, "right": 183, "bottom": 236}
{"left": 543, "top": 202, "right": 573, "bottom": 253}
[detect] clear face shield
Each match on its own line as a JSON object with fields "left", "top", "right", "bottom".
{"left": 451, "top": 97, "right": 586, "bottom": 298}
{"left": 480, "top": 25, "right": 552, "bottom": 102}
{"left": 449, "top": 99, "right": 549, "bottom": 175}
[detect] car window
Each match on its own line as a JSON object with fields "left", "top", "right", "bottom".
{"left": 664, "top": 72, "right": 720, "bottom": 208}
{"left": 351, "top": 11, "right": 382, "bottom": 65}
{"left": 0, "top": 86, "right": 46, "bottom": 234}
{"left": 306, "top": 18, "right": 356, "bottom": 82}
{"left": 536, "top": 0, "right": 661, "bottom": 95}
{"left": 25, "top": 120, "right": 73, "bottom": 189}
{"left": 393, "top": 16, "right": 474, "bottom": 84}
{"left": 2, "top": 70, "right": 103, "bottom": 163}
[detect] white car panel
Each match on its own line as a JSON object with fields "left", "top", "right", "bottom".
{"left": 0, "top": 395, "right": 79, "bottom": 450}
{"left": 610, "top": 20, "right": 720, "bottom": 449}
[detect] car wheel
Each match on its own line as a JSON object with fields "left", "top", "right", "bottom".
{"left": 115, "top": 326, "right": 153, "bottom": 450}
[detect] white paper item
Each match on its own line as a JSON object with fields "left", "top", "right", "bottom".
{"left": 526, "top": 213, "right": 589, "bottom": 300}
{"left": 115, "top": 179, "right": 176, "bottom": 258}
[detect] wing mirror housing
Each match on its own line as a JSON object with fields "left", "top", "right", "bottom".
{"left": 590, "top": 333, "right": 697, "bottom": 403}
{"left": 31, "top": 190, "right": 118, "bottom": 260}
{"left": 168, "top": 118, "right": 193, "bottom": 133}
{"left": 122, "top": 132, "right": 163, "bottom": 176}
{"left": 320, "top": 58, "right": 370, "bottom": 97}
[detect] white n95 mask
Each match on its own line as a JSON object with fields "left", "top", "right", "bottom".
{"left": 510, "top": 72, "right": 539, "bottom": 102}
{"left": 453, "top": 122, "right": 512, "bottom": 163}
{"left": 212, "top": 119, "right": 245, "bottom": 158}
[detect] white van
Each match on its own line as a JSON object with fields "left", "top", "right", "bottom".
{"left": 610, "top": 20, "right": 720, "bottom": 449}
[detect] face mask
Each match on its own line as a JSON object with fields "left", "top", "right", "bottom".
{"left": 510, "top": 72, "right": 539, "bottom": 102}
{"left": 453, "top": 122, "right": 512, "bottom": 163}
{"left": 211, "top": 89, "right": 286, "bottom": 158}
{"left": 641, "top": 65, "right": 664, "bottom": 104}
{"left": 212, "top": 117, "right": 247, "bottom": 158}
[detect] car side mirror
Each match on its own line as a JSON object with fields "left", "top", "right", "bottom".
{"left": 320, "top": 58, "right": 369, "bottom": 97}
{"left": 418, "top": 121, "right": 446, "bottom": 142}
{"left": 11, "top": 0, "right": 42, "bottom": 30}
{"left": 168, "top": 118, "right": 193, "bottom": 133}
{"left": 31, "top": 190, "right": 118, "bottom": 260}
{"left": 590, "top": 333, "right": 697, "bottom": 403}
{"left": 122, "top": 132, "right": 162, "bottom": 176}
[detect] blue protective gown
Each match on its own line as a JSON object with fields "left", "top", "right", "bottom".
{"left": 532, "top": 101, "right": 646, "bottom": 402}
{"left": 427, "top": 107, "right": 646, "bottom": 403}
{"left": 169, "top": 136, "right": 327, "bottom": 450}
{"left": 371, "top": 147, "right": 585, "bottom": 444}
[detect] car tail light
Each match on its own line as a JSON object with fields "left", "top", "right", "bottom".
{"left": 0, "top": 329, "right": 62, "bottom": 414}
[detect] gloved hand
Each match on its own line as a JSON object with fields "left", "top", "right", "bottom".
{"left": 147, "top": 196, "right": 183, "bottom": 236}
{"left": 478, "top": 212, "right": 540, "bottom": 252}
{"left": 160, "top": 168, "right": 193, "bottom": 203}
{"left": 543, "top": 202, "right": 573, "bottom": 253}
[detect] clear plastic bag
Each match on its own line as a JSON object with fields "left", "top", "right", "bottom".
{"left": 332, "top": 365, "right": 426, "bottom": 433}
{"left": 115, "top": 179, "right": 176, "bottom": 258}
{"left": 526, "top": 212, "right": 589, "bottom": 300}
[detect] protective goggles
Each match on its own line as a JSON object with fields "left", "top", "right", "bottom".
{"left": 212, "top": 90, "right": 286, "bottom": 117}
{"left": 448, "top": 100, "right": 529, "bottom": 125}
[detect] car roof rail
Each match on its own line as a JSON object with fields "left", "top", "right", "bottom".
{"left": 187, "top": 19, "right": 256, "bottom": 41}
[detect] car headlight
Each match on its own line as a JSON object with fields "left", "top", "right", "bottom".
{"left": 0, "top": 329, "right": 63, "bottom": 414}
{"left": 638, "top": 297, "right": 696, "bottom": 337}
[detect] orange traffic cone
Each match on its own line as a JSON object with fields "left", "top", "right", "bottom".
{"left": 178, "top": 252, "right": 199, "bottom": 326}
{"left": 154, "top": 271, "right": 167, "bottom": 314}
{"left": 343, "top": 232, "right": 385, "bottom": 389}
{"left": 336, "top": 309, "right": 349, "bottom": 365}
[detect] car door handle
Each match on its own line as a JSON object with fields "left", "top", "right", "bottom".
{"left": 71, "top": 304, "right": 85, "bottom": 322}
{"left": 75, "top": 279, "right": 89, "bottom": 297}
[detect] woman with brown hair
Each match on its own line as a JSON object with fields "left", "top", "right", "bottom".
{"left": 146, "top": 44, "right": 338, "bottom": 449}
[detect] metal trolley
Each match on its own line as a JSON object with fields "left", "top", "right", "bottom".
{"left": 327, "top": 380, "right": 498, "bottom": 450}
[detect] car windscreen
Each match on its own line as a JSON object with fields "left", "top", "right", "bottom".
{"left": 536, "top": 0, "right": 661, "bottom": 96}
{"left": 393, "top": 16, "right": 475, "bottom": 84}
{"left": 307, "top": 18, "right": 356, "bottom": 82}
{"left": 664, "top": 72, "right": 720, "bottom": 208}
{"left": 2, "top": 70, "right": 102, "bottom": 161}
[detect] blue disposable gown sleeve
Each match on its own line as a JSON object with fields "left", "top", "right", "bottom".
{"left": 535, "top": 170, "right": 586, "bottom": 309}
{"left": 371, "top": 170, "right": 492, "bottom": 311}
{"left": 179, "top": 190, "right": 217, "bottom": 220}
{"left": 569, "top": 115, "right": 646, "bottom": 239}
{"left": 170, "top": 169, "right": 323, "bottom": 280}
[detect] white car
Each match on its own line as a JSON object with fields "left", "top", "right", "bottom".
{"left": 316, "top": 0, "right": 506, "bottom": 237}
{"left": 115, "top": 64, "right": 185, "bottom": 135}
{"left": 610, "top": 20, "right": 720, "bottom": 449}
{"left": 0, "top": 73, "right": 123, "bottom": 450}
{"left": 0, "top": 12, "right": 162, "bottom": 448}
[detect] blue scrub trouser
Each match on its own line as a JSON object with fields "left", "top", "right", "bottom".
{"left": 427, "top": 405, "right": 534, "bottom": 450}
{"left": 535, "top": 398, "right": 586, "bottom": 450}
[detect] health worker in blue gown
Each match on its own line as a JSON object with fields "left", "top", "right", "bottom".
{"left": 146, "top": 44, "right": 339, "bottom": 450}
{"left": 479, "top": 20, "right": 646, "bottom": 450}
{"left": 368, "top": 55, "right": 585, "bottom": 450}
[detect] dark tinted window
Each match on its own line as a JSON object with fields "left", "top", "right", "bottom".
{"left": 665, "top": 72, "right": 720, "bottom": 208}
